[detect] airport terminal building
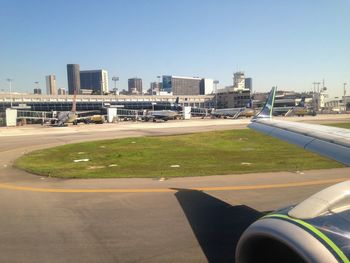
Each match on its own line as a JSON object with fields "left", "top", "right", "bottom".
{"left": 0, "top": 93, "right": 214, "bottom": 113}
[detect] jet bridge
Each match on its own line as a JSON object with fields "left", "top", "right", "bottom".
{"left": 211, "top": 108, "right": 245, "bottom": 119}
{"left": 107, "top": 108, "right": 144, "bottom": 122}
{"left": 191, "top": 108, "right": 209, "bottom": 117}
{"left": 17, "top": 110, "right": 54, "bottom": 120}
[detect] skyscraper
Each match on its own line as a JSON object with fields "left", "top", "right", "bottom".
{"left": 128, "top": 78, "right": 143, "bottom": 94}
{"left": 200, "top": 78, "right": 214, "bottom": 95}
{"left": 162, "top": 75, "right": 202, "bottom": 95}
{"left": 57, "top": 88, "right": 67, "bottom": 95}
{"left": 149, "top": 82, "right": 162, "bottom": 95}
{"left": 80, "top": 70, "right": 109, "bottom": 95}
{"left": 245, "top": 78, "right": 253, "bottom": 91}
{"left": 33, "top": 88, "right": 42, "bottom": 94}
{"left": 46, "top": 74, "right": 57, "bottom": 95}
{"left": 67, "top": 64, "right": 81, "bottom": 94}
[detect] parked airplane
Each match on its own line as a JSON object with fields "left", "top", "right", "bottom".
{"left": 142, "top": 97, "right": 183, "bottom": 122}
{"left": 285, "top": 97, "right": 315, "bottom": 117}
{"left": 236, "top": 87, "right": 350, "bottom": 263}
{"left": 143, "top": 110, "right": 182, "bottom": 122}
{"left": 153, "top": 97, "right": 182, "bottom": 111}
{"left": 211, "top": 107, "right": 255, "bottom": 119}
{"left": 169, "top": 97, "right": 182, "bottom": 111}
{"left": 52, "top": 90, "right": 98, "bottom": 126}
{"left": 273, "top": 97, "right": 316, "bottom": 117}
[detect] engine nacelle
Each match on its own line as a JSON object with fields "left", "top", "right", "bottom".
{"left": 236, "top": 180, "right": 350, "bottom": 263}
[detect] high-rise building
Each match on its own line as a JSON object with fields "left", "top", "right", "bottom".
{"left": 245, "top": 78, "right": 252, "bottom": 91}
{"left": 128, "top": 78, "right": 143, "bottom": 94}
{"left": 149, "top": 82, "right": 163, "bottom": 95}
{"left": 233, "top": 71, "right": 245, "bottom": 90}
{"left": 34, "top": 88, "right": 42, "bottom": 94}
{"left": 57, "top": 88, "right": 67, "bottom": 95}
{"left": 162, "top": 75, "right": 202, "bottom": 95}
{"left": 80, "top": 69, "right": 109, "bottom": 95}
{"left": 67, "top": 64, "right": 81, "bottom": 95}
{"left": 200, "top": 79, "right": 214, "bottom": 95}
{"left": 46, "top": 74, "right": 57, "bottom": 95}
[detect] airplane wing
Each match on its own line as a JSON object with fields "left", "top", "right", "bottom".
{"left": 236, "top": 88, "right": 350, "bottom": 263}
{"left": 76, "top": 110, "right": 100, "bottom": 115}
{"left": 248, "top": 87, "right": 350, "bottom": 165}
{"left": 75, "top": 116, "right": 90, "bottom": 121}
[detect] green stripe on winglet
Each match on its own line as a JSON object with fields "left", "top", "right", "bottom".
{"left": 264, "top": 214, "right": 350, "bottom": 263}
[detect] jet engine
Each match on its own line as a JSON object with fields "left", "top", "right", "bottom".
{"left": 236, "top": 180, "right": 350, "bottom": 263}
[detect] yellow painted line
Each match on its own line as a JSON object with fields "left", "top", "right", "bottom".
{"left": 0, "top": 177, "right": 348, "bottom": 193}
{"left": 198, "top": 178, "right": 349, "bottom": 191}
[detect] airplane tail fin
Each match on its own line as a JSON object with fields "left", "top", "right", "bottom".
{"left": 71, "top": 89, "right": 77, "bottom": 113}
{"left": 298, "top": 97, "right": 305, "bottom": 107}
{"left": 253, "top": 86, "right": 276, "bottom": 119}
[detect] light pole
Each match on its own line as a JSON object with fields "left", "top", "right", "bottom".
{"left": 344, "top": 83, "right": 348, "bottom": 111}
{"left": 6, "top": 78, "right": 13, "bottom": 108}
{"left": 214, "top": 80, "right": 219, "bottom": 108}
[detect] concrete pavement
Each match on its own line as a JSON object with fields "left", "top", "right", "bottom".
{"left": 0, "top": 116, "right": 349, "bottom": 262}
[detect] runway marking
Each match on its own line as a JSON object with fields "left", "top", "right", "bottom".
{"left": 0, "top": 177, "right": 348, "bottom": 193}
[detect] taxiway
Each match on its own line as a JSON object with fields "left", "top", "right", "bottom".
{"left": 0, "top": 115, "right": 349, "bottom": 262}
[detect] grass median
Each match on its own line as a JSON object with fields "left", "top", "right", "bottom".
{"left": 14, "top": 128, "right": 344, "bottom": 179}
{"left": 325, "top": 122, "right": 350, "bottom": 129}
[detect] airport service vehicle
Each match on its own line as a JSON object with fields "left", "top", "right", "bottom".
{"left": 236, "top": 87, "right": 350, "bottom": 263}
{"left": 292, "top": 97, "right": 308, "bottom": 116}
{"left": 88, "top": 115, "right": 105, "bottom": 124}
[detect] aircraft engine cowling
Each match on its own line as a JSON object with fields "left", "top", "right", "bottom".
{"left": 236, "top": 180, "right": 350, "bottom": 263}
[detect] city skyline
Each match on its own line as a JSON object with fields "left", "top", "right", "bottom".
{"left": 0, "top": 0, "right": 349, "bottom": 97}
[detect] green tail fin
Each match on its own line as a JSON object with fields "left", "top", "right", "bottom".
{"left": 253, "top": 86, "right": 277, "bottom": 119}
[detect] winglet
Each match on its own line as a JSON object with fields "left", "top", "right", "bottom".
{"left": 253, "top": 86, "right": 277, "bottom": 119}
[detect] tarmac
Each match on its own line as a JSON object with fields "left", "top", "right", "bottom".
{"left": 0, "top": 115, "right": 349, "bottom": 263}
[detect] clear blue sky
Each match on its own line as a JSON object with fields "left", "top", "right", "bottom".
{"left": 0, "top": 0, "right": 349, "bottom": 97}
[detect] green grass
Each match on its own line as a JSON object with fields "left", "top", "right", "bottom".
{"left": 325, "top": 122, "right": 350, "bottom": 129}
{"left": 14, "top": 129, "right": 343, "bottom": 179}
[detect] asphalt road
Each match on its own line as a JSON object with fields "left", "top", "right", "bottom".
{"left": 1, "top": 116, "right": 350, "bottom": 263}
